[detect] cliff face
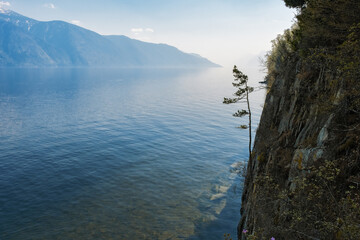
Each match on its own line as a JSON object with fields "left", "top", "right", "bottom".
{"left": 238, "top": 1, "right": 360, "bottom": 239}
{"left": 238, "top": 55, "right": 360, "bottom": 239}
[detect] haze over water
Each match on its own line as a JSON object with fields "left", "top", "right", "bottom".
{"left": 0, "top": 67, "right": 265, "bottom": 239}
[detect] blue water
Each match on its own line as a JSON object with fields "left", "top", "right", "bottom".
{"left": 0, "top": 67, "right": 265, "bottom": 239}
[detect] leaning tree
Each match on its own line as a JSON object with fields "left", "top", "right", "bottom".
{"left": 223, "top": 66, "right": 254, "bottom": 157}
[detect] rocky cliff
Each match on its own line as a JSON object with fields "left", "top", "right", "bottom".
{"left": 238, "top": 54, "right": 360, "bottom": 239}
{"left": 238, "top": 9, "right": 360, "bottom": 237}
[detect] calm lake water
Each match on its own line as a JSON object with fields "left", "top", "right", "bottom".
{"left": 0, "top": 67, "right": 265, "bottom": 240}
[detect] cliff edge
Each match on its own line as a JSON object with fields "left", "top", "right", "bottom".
{"left": 238, "top": 1, "right": 360, "bottom": 239}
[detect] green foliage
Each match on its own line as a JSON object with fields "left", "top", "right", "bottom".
{"left": 283, "top": 0, "right": 306, "bottom": 8}
{"left": 275, "top": 0, "right": 360, "bottom": 117}
{"left": 264, "top": 26, "right": 299, "bottom": 88}
{"left": 233, "top": 109, "right": 249, "bottom": 118}
{"left": 256, "top": 152, "right": 265, "bottom": 163}
{"left": 297, "top": 0, "right": 360, "bottom": 52}
{"left": 336, "top": 23, "right": 360, "bottom": 115}
{"left": 223, "top": 233, "right": 232, "bottom": 240}
{"left": 284, "top": 160, "right": 360, "bottom": 239}
{"left": 246, "top": 0, "right": 360, "bottom": 239}
{"left": 223, "top": 66, "right": 251, "bottom": 105}
{"left": 252, "top": 158, "right": 360, "bottom": 239}
{"left": 246, "top": 233, "right": 258, "bottom": 240}
{"left": 295, "top": 1, "right": 360, "bottom": 128}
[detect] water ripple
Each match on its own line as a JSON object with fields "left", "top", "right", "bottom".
{"left": 0, "top": 67, "right": 265, "bottom": 240}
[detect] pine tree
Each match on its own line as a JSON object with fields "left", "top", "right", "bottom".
{"left": 223, "top": 66, "right": 254, "bottom": 157}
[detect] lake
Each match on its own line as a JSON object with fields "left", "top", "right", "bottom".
{"left": 0, "top": 67, "right": 265, "bottom": 239}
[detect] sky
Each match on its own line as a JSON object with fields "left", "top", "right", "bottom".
{"left": 0, "top": 0, "right": 296, "bottom": 68}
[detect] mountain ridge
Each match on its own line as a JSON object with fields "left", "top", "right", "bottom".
{"left": 0, "top": 10, "right": 219, "bottom": 68}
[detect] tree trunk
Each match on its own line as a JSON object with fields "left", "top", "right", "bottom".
{"left": 246, "top": 83, "right": 252, "bottom": 157}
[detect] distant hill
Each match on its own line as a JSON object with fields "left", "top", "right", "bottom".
{"left": 0, "top": 10, "right": 219, "bottom": 67}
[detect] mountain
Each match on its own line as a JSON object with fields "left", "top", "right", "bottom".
{"left": 104, "top": 35, "right": 219, "bottom": 67}
{"left": 0, "top": 10, "right": 219, "bottom": 67}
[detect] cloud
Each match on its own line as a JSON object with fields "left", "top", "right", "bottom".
{"left": 0, "top": 1, "right": 11, "bottom": 8}
{"left": 0, "top": 1, "right": 10, "bottom": 12}
{"left": 131, "top": 28, "right": 154, "bottom": 35}
{"left": 71, "top": 20, "right": 81, "bottom": 26}
{"left": 43, "top": 3, "right": 56, "bottom": 9}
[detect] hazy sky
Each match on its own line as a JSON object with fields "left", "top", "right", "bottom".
{"left": 2, "top": 0, "right": 295, "bottom": 67}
